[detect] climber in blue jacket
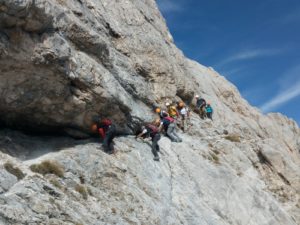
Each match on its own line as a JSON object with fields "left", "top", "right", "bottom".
{"left": 205, "top": 102, "right": 213, "bottom": 120}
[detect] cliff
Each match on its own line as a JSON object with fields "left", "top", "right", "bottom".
{"left": 0, "top": 0, "right": 299, "bottom": 224}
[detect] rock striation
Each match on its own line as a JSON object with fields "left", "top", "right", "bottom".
{"left": 0, "top": 0, "right": 299, "bottom": 225}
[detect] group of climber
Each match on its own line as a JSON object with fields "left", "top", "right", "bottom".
{"left": 91, "top": 95, "right": 214, "bottom": 161}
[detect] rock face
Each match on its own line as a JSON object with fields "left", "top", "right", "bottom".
{"left": 0, "top": 0, "right": 194, "bottom": 133}
{"left": 0, "top": 0, "right": 300, "bottom": 225}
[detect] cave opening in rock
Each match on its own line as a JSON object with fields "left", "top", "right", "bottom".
{"left": 0, "top": 127, "right": 99, "bottom": 161}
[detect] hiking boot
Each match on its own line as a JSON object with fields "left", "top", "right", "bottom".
{"left": 106, "top": 150, "right": 114, "bottom": 155}
{"left": 153, "top": 156, "right": 160, "bottom": 161}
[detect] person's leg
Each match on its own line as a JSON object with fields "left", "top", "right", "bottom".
{"left": 178, "top": 119, "right": 183, "bottom": 131}
{"left": 167, "top": 123, "right": 178, "bottom": 142}
{"left": 172, "top": 128, "right": 182, "bottom": 142}
{"left": 102, "top": 135, "right": 110, "bottom": 152}
{"left": 103, "top": 125, "right": 116, "bottom": 153}
{"left": 156, "top": 143, "right": 160, "bottom": 152}
{"left": 181, "top": 115, "right": 186, "bottom": 132}
{"left": 156, "top": 134, "right": 161, "bottom": 151}
{"left": 200, "top": 107, "right": 205, "bottom": 119}
{"left": 152, "top": 134, "right": 160, "bottom": 161}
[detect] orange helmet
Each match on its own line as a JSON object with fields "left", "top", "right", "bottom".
{"left": 91, "top": 124, "right": 98, "bottom": 132}
{"left": 155, "top": 108, "right": 161, "bottom": 113}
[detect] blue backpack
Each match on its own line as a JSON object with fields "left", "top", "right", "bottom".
{"left": 206, "top": 105, "right": 213, "bottom": 113}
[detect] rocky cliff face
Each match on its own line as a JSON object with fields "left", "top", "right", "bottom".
{"left": 0, "top": 0, "right": 299, "bottom": 225}
{"left": 0, "top": 0, "right": 194, "bottom": 134}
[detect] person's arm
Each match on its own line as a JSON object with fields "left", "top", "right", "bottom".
{"left": 98, "top": 128, "right": 105, "bottom": 139}
{"left": 136, "top": 128, "right": 147, "bottom": 139}
{"left": 158, "top": 122, "right": 164, "bottom": 132}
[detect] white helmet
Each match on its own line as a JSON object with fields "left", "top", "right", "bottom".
{"left": 195, "top": 95, "right": 199, "bottom": 98}
{"left": 165, "top": 102, "right": 170, "bottom": 107}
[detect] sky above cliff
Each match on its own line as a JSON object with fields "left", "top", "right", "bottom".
{"left": 157, "top": 0, "right": 300, "bottom": 125}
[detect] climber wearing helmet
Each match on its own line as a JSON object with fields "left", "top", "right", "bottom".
{"left": 136, "top": 120, "right": 161, "bottom": 161}
{"left": 159, "top": 116, "right": 182, "bottom": 142}
{"left": 195, "top": 95, "right": 206, "bottom": 119}
{"left": 167, "top": 102, "right": 179, "bottom": 119}
{"left": 156, "top": 107, "right": 169, "bottom": 119}
{"left": 177, "top": 101, "right": 190, "bottom": 132}
{"left": 205, "top": 102, "right": 213, "bottom": 120}
{"left": 92, "top": 118, "right": 116, "bottom": 154}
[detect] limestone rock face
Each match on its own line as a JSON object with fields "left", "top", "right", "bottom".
{"left": 0, "top": 0, "right": 300, "bottom": 225}
{"left": 0, "top": 0, "right": 194, "bottom": 133}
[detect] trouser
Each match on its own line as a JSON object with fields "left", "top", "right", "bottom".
{"left": 151, "top": 133, "right": 161, "bottom": 157}
{"left": 167, "top": 123, "right": 182, "bottom": 142}
{"left": 207, "top": 112, "right": 213, "bottom": 120}
{"left": 103, "top": 125, "right": 116, "bottom": 153}
{"left": 180, "top": 114, "right": 188, "bottom": 131}
{"left": 199, "top": 106, "right": 206, "bottom": 119}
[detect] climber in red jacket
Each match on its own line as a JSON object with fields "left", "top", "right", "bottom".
{"left": 92, "top": 118, "right": 116, "bottom": 154}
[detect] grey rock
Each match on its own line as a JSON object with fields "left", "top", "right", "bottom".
{"left": 0, "top": 168, "right": 17, "bottom": 192}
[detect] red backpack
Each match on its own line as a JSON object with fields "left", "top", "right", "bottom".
{"left": 146, "top": 124, "right": 159, "bottom": 134}
{"left": 101, "top": 118, "right": 112, "bottom": 126}
{"left": 164, "top": 116, "right": 175, "bottom": 123}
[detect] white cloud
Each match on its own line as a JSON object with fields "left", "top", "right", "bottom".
{"left": 220, "top": 67, "right": 245, "bottom": 78}
{"left": 157, "top": 0, "right": 182, "bottom": 13}
{"left": 215, "top": 48, "right": 285, "bottom": 68}
{"left": 260, "top": 65, "right": 300, "bottom": 112}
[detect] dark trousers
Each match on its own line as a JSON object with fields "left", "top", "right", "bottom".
{"left": 103, "top": 125, "right": 116, "bottom": 153}
{"left": 199, "top": 106, "right": 206, "bottom": 119}
{"left": 207, "top": 112, "right": 213, "bottom": 120}
{"left": 151, "top": 133, "right": 161, "bottom": 157}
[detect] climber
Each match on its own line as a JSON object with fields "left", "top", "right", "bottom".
{"left": 93, "top": 118, "right": 117, "bottom": 154}
{"left": 159, "top": 115, "right": 182, "bottom": 142}
{"left": 177, "top": 101, "right": 190, "bottom": 132}
{"left": 156, "top": 107, "right": 169, "bottom": 119}
{"left": 136, "top": 121, "right": 161, "bottom": 161}
{"left": 195, "top": 95, "right": 206, "bottom": 119}
{"left": 166, "top": 102, "right": 179, "bottom": 119}
{"left": 205, "top": 102, "right": 213, "bottom": 120}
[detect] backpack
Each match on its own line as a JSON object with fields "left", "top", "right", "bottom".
{"left": 168, "top": 106, "right": 178, "bottom": 117}
{"left": 206, "top": 106, "right": 213, "bottom": 113}
{"left": 197, "top": 98, "right": 206, "bottom": 108}
{"left": 164, "top": 116, "right": 175, "bottom": 123}
{"left": 101, "top": 118, "right": 112, "bottom": 126}
{"left": 146, "top": 124, "right": 159, "bottom": 134}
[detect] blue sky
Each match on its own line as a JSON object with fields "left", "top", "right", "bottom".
{"left": 157, "top": 0, "right": 300, "bottom": 125}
